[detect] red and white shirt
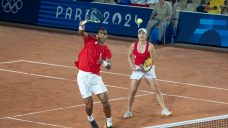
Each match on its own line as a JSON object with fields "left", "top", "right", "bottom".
{"left": 133, "top": 41, "right": 150, "bottom": 66}
{"left": 75, "top": 35, "right": 112, "bottom": 75}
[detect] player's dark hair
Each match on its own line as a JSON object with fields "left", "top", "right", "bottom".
{"left": 98, "top": 27, "right": 107, "bottom": 35}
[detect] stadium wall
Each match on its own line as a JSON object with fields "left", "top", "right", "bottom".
{"left": 176, "top": 11, "right": 228, "bottom": 48}
{"left": 0, "top": 0, "right": 227, "bottom": 48}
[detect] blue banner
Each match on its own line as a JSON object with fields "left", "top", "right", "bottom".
{"left": 38, "top": 0, "right": 152, "bottom": 37}
{"left": 176, "top": 12, "right": 228, "bottom": 48}
{"left": 0, "top": 0, "right": 40, "bottom": 24}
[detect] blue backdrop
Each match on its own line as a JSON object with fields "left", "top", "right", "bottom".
{"left": 0, "top": 0, "right": 40, "bottom": 24}
{"left": 176, "top": 12, "right": 228, "bottom": 47}
{"left": 0, "top": 0, "right": 228, "bottom": 48}
{"left": 37, "top": 0, "right": 152, "bottom": 37}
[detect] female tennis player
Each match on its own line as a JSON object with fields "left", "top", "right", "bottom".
{"left": 75, "top": 21, "right": 113, "bottom": 128}
{"left": 123, "top": 28, "right": 171, "bottom": 119}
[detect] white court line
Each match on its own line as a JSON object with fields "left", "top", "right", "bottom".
{"left": 6, "top": 117, "right": 71, "bottom": 128}
{"left": 157, "top": 79, "right": 228, "bottom": 91}
{"left": 1, "top": 94, "right": 150, "bottom": 128}
{"left": 21, "top": 60, "right": 75, "bottom": 69}
{"left": 20, "top": 60, "right": 228, "bottom": 91}
{"left": 1, "top": 60, "right": 228, "bottom": 91}
{"left": 164, "top": 94, "right": 228, "bottom": 105}
{"left": 0, "top": 68, "right": 29, "bottom": 75}
{"left": 0, "top": 68, "right": 75, "bottom": 82}
{"left": 0, "top": 60, "right": 23, "bottom": 65}
{"left": 0, "top": 68, "right": 228, "bottom": 105}
{"left": 0, "top": 93, "right": 150, "bottom": 119}
{"left": 0, "top": 68, "right": 228, "bottom": 120}
{"left": 144, "top": 114, "right": 228, "bottom": 128}
{"left": 21, "top": 60, "right": 129, "bottom": 76}
{"left": 30, "top": 73, "right": 75, "bottom": 82}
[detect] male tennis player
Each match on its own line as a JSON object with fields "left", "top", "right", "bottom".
{"left": 123, "top": 28, "right": 171, "bottom": 119}
{"left": 75, "top": 21, "right": 113, "bottom": 128}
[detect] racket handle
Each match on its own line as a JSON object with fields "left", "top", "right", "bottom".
{"left": 81, "top": 20, "right": 87, "bottom": 25}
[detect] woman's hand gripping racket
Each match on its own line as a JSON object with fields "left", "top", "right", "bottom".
{"left": 141, "top": 57, "right": 153, "bottom": 72}
{"left": 81, "top": 8, "right": 104, "bottom": 25}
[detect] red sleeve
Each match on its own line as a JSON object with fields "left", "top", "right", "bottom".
{"left": 104, "top": 45, "right": 112, "bottom": 59}
{"left": 83, "top": 35, "right": 96, "bottom": 44}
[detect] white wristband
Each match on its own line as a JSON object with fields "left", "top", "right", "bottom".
{"left": 79, "top": 25, "right": 85, "bottom": 30}
{"left": 102, "top": 61, "right": 108, "bottom": 68}
{"left": 134, "top": 65, "right": 141, "bottom": 70}
{"left": 152, "top": 65, "right": 155, "bottom": 70}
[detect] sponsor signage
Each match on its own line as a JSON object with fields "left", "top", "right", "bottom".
{"left": 176, "top": 12, "right": 228, "bottom": 47}
{"left": 0, "top": 0, "right": 40, "bottom": 24}
{"left": 38, "top": 0, "right": 152, "bottom": 37}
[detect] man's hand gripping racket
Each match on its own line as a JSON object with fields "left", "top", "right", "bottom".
{"left": 79, "top": 8, "right": 103, "bottom": 31}
{"left": 81, "top": 8, "right": 103, "bottom": 25}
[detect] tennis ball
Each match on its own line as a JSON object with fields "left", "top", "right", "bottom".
{"left": 137, "top": 18, "right": 143, "bottom": 24}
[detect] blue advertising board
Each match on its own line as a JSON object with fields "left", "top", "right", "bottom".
{"left": 176, "top": 12, "right": 228, "bottom": 48}
{"left": 38, "top": 0, "right": 152, "bottom": 37}
{"left": 0, "top": 0, "right": 40, "bottom": 24}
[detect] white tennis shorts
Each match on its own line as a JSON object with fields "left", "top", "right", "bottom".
{"left": 77, "top": 70, "right": 108, "bottom": 98}
{"left": 130, "top": 65, "right": 156, "bottom": 80}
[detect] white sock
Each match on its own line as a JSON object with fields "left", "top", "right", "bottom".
{"left": 164, "top": 107, "right": 168, "bottom": 111}
{"left": 87, "top": 114, "right": 95, "bottom": 122}
{"left": 106, "top": 117, "right": 112, "bottom": 127}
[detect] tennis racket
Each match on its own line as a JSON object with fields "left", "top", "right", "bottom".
{"left": 141, "top": 57, "right": 153, "bottom": 72}
{"left": 82, "top": 8, "right": 103, "bottom": 25}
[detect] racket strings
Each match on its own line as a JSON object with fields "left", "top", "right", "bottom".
{"left": 86, "top": 9, "right": 103, "bottom": 23}
{"left": 142, "top": 58, "right": 153, "bottom": 71}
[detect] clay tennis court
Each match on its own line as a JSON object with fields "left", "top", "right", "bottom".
{"left": 0, "top": 24, "right": 228, "bottom": 128}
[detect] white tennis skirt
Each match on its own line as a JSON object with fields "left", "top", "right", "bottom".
{"left": 130, "top": 65, "right": 156, "bottom": 80}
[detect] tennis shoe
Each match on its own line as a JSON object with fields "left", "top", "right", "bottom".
{"left": 161, "top": 108, "right": 172, "bottom": 116}
{"left": 104, "top": 123, "right": 113, "bottom": 128}
{"left": 89, "top": 119, "right": 100, "bottom": 128}
{"left": 123, "top": 111, "right": 133, "bottom": 119}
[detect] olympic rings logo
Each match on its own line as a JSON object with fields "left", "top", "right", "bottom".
{"left": 1, "top": 0, "right": 23, "bottom": 13}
